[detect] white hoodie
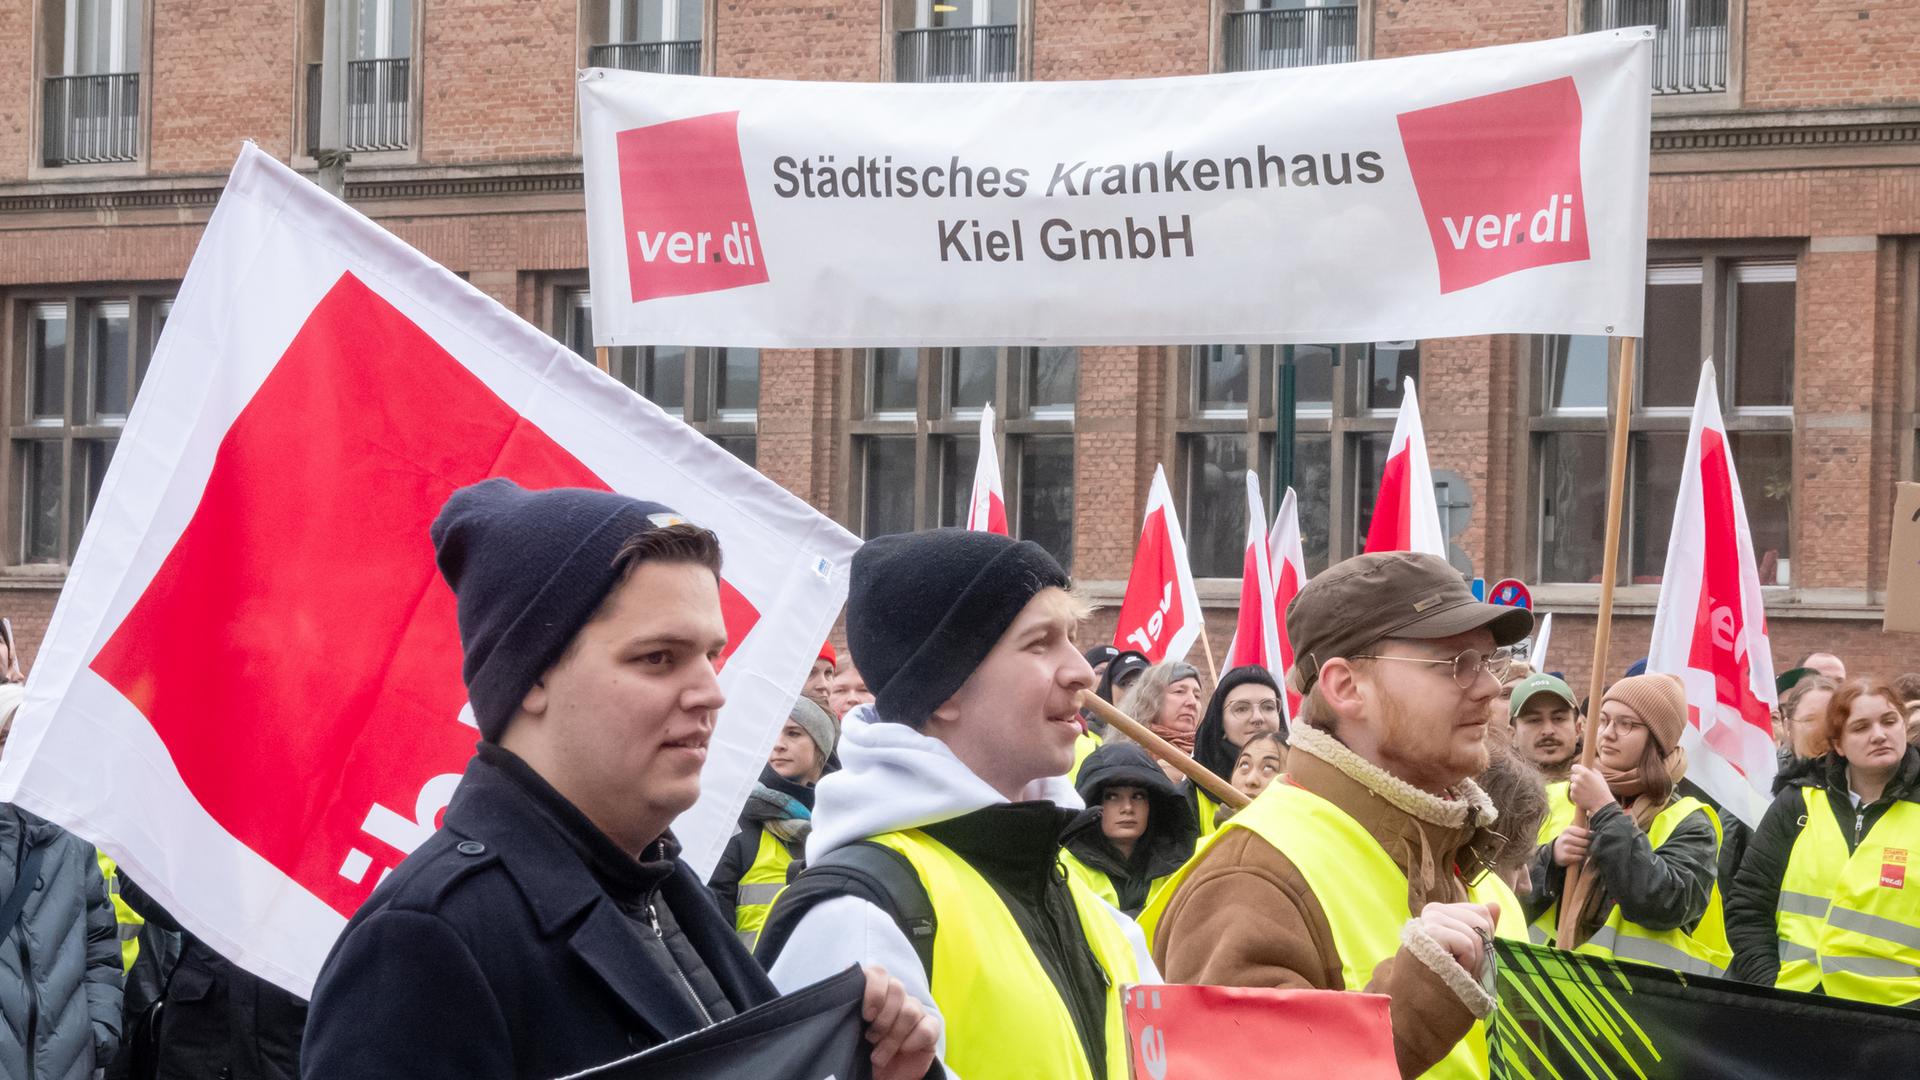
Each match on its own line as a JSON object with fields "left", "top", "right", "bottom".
{"left": 766, "top": 705, "right": 1161, "bottom": 1075}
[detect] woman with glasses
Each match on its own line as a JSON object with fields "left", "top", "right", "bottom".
{"left": 1190, "top": 666, "right": 1286, "bottom": 835}
{"left": 1527, "top": 673, "right": 1732, "bottom": 976}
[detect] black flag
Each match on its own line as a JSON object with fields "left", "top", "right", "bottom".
{"left": 1492, "top": 939, "right": 1920, "bottom": 1079}
{"left": 557, "top": 964, "right": 871, "bottom": 1080}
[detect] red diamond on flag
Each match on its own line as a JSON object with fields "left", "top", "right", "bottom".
{"left": 89, "top": 272, "right": 759, "bottom": 917}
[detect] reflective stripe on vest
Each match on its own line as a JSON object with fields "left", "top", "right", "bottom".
{"left": 96, "top": 852, "right": 142, "bottom": 974}
{"left": 1537, "top": 782, "right": 1576, "bottom": 846}
{"left": 1530, "top": 797, "right": 1731, "bottom": 978}
{"left": 1787, "top": 791, "right": 1920, "bottom": 1006}
{"left": 1140, "top": 781, "right": 1494, "bottom": 1080}
{"left": 733, "top": 828, "right": 793, "bottom": 951}
{"left": 867, "top": 829, "right": 1140, "bottom": 1080}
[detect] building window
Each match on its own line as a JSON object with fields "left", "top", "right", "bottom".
{"left": 41, "top": 0, "right": 143, "bottom": 166}
{"left": 850, "top": 347, "right": 1076, "bottom": 570}
{"left": 1221, "top": 0, "right": 1359, "bottom": 73}
{"left": 1584, "top": 0, "right": 1729, "bottom": 96}
{"left": 1529, "top": 256, "right": 1795, "bottom": 586}
{"left": 893, "top": 0, "right": 1018, "bottom": 83}
{"left": 1178, "top": 342, "right": 1410, "bottom": 578}
{"left": 11, "top": 290, "right": 171, "bottom": 565}
{"left": 587, "top": 0, "right": 703, "bottom": 75}
{"left": 559, "top": 289, "right": 757, "bottom": 465}
{"left": 305, "top": 0, "right": 414, "bottom": 156}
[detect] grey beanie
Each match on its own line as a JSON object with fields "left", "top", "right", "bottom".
{"left": 788, "top": 695, "right": 838, "bottom": 763}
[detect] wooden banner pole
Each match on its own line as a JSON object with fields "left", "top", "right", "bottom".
{"left": 1196, "top": 623, "right": 1222, "bottom": 686}
{"left": 1555, "top": 335, "right": 1639, "bottom": 950}
{"left": 594, "top": 346, "right": 611, "bottom": 374}
{"left": 1077, "top": 690, "right": 1248, "bottom": 811}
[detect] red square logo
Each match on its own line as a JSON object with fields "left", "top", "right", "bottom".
{"left": 616, "top": 111, "right": 769, "bottom": 303}
{"left": 1396, "top": 77, "right": 1591, "bottom": 295}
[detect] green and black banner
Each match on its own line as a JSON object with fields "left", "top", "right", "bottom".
{"left": 1492, "top": 940, "right": 1920, "bottom": 1080}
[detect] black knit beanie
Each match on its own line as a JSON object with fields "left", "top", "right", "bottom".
{"left": 847, "top": 529, "right": 1070, "bottom": 727}
{"left": 430, "top": 478, "right": 688, "bottom": 741}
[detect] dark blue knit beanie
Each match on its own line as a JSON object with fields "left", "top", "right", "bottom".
{"left": 430, "top": 478, "right": 685, "bottom": 741}
{"left": 847, "top": 529, "right": 1070, "bottom": 727}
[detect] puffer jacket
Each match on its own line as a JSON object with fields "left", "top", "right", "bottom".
{"left": 1059, "top": 743, "right": 1200, "bottom": 915}
{"left": 0, "top": 804, "right": 123, "bottom": 1080}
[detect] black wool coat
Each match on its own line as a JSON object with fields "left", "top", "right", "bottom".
{"left": 301, "top": 748, "right": 778, "bottom": 1080}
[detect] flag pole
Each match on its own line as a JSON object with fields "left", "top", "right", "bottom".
{"left": 1077, "top": 691, "right": 1247, "bottom": 810}
{"left": 1196, "top": 620, "right": 1221, "bottom": 686}
{"left": 594, "top": 347, "right": 611, "bottom": 374}
{"left": 1555, "top": 336, "right": 1638, "bottom": 950}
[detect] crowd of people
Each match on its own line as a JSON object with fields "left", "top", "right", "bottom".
{"left": 2, "top": 481, "right": 1918, "bottom": 1079}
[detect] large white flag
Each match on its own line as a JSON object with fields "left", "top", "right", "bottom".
{"left": 0, "top": 145, "right": 858, "bottom": 996}
{"left": 1647, "top": 363, "right": 1779, "bottom": 828}
{"left": 1112, "top": 466, "right": 1204, "bottom": 665}
{"left": 578, "top": 30, "right": 1652, "bottom": 347}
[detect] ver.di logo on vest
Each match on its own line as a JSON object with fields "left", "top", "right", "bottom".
{"left": 615, "top": 111, "right": 770, "bottom": 302}
{"left": 1395, "top": 76, "right": 1592, "bottom": 295}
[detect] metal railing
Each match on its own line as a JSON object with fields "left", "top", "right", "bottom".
{"left": 588, "top": 40, "right": 703, "bottom": 75}
{"left": 896, "top": 24, "right": 1018, "bottom": 84}
{"left": 1585, "top": 0, "right": 1728, "bottom": 94}
{"left": 1222, "top": 6, "right": 1358, "bottom": 72}
{"left": 305, "top": 58, "right": 412, "bottom": 156}
{"left": 42, "top": 73, "right": 140, "bottom": 166}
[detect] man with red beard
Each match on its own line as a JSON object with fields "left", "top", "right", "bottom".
{"left": 1144, "top": 552, "right": 1531, "bottom": 1079}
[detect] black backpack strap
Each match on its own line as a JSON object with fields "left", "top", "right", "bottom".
{"left": 754, "top": 840, "right": 937, "bottom": 979}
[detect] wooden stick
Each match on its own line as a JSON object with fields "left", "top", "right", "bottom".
{"left": 1196, "top": 623, "right": 1221, "bottom": 686}
{"left": 1555, "top": 336, "right": 1638, "bottom": 949}
{"left": 594, "top": 346, "right": 611, "bottom": 374}
{"left": 1077, "top": 690, "right": 1248, "bottom": 811}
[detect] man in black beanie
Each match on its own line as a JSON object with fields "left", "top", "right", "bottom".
{"left": 302, "top": 479, "right": 936, "bottom": 1080}
{"left": 755, "top": 529, "right": 1160, "bottom": 1080}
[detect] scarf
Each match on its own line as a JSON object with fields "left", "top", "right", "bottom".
{"left": 1562, "top": 744, "right": 1688, "bottom": 947}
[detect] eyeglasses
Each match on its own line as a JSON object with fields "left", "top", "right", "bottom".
{"left": 1349, "top": 647, "right": 1515, "bottom": 689}
{"left": 1225, "top": 699, "right": 1283, "bottom": 720}
{"left": 1599, "top": 714, "right": 1648, "bottom": 737}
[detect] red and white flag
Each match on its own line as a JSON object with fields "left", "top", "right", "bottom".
{"left": 0, "top": 145, "right": 858, "bottom": 997}
{"left": 965, "top": 402, "right": 1008, "bottom": 535}
{"left": 1225, "top": 473, "right": 1282, "bottom": 679}
{"left": 1268, "top": 486, "right": 1308, "bottom": 718}
{"left": 1112, "top": 466, "right": 1203, "bottom": 664}
{"left": 1646, "top": 363, "right": 1778, "bottom": 828}
{"left": 1362, "top": 377, "right": 1446, "bottom": 558}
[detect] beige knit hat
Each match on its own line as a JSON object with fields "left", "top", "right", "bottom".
{"left": 1602, "top": 673, "right": 1687, "bottom": 754}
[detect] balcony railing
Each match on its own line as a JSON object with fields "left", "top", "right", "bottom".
{"left": 305, "top": 58, "right": 412, "bottom": 157}
{"left": 896, "top": 24, "right": 1018, "bottom": 84}
{"left": 43, "top": 73, "right": 140, "bottom": 166}
{"left": 1585, "top": 0, "right": 1728, "bottom": 94}
{"left": 588, "top": 40, "right": 703, "bottom": 75}
{"left": 1222, "top": 6, "right": 1358, "bottom": 72}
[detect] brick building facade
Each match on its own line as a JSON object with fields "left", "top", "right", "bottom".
{"left": 2, "top": 0, "right": 1918, "bottom": 695}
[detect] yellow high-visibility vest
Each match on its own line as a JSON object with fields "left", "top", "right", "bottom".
{"left": 866, "top": 829, "right": 1140, "bottom": 1080}
{"left": 1778, "top": 788, "right": 1920, "bottom": 1006}
{"left": 1193, "top": 789, "right": 1223, "bottom": 837}
{"left": 1058, "top": 848, "right": 1179, "bottom": 918}
{"left": 96, "top": 852, "right": 141, "bottom": 973}
{"left": 1531, "top": 796, "right": 1731, "bottom": 978}
{"left": 1070, "top": 730, "right": 1103, "bottom": 783}
{"left": 1141, "top": 781, "right": 1508, "bottom": 1080}
{"left": 1537, "top": 781, "right": 1576, "bottom": 845}
{"left": 732, "top": 828, "right": 792, "bottom": 952}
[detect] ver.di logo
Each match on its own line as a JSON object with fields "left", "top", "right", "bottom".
{"left": 1396, "top": 77, "right": 1591, "bottom": 295}
{"left": 615, "top": 111, "right": 770, "bottom": 302}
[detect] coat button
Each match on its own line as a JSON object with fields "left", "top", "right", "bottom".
{"left": 456, "top": 841, "right": 486, "bottom": 856}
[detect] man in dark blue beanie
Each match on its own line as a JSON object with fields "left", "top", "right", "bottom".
{"left": 304, "top": 479, "right": 937, "bottom": 1080}
{"left": 756, "top": 528, "right": 1161, "bottom": 1080}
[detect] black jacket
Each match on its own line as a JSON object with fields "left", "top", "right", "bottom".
{"left": 1528, "top": 798, "right": 1720, "bottom": 934}
{"left": 119, "top": 878, "right": 302, "bottom": 1080}
{"left": 1059, "top": 744, "right": 1199, "bottom": 915}
{"left": 301, "top": 744, "right": 778, "bottom": 1079}
{"left": 707, "top": 767, "right": 814, "bottom": 925}
{"left": 1726, "top": 746, "right": 1920, "bottom": 987}
{"left": 1189, "top": 666, "right": 1282, "bottom": 826}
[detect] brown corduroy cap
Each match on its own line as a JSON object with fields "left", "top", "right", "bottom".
{"left": 1601, "top": 673, "right": 1687, "bottom": 754}
{"left": 1285, "top": 551, "right": 1535, "bottom": 695}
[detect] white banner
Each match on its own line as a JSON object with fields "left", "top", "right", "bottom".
{"left": 580, "top": 30, "right": 1651, "bottom": 348}
{"left": 0, "top": 144, "right": 858, "bottom": 997}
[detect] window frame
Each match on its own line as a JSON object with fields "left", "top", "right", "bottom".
{"left": 1169, "top": 341, "right": 1408, "bottom": 579}
{"left": 295, "top": 0, "right": 425, "bottom": 167}
{"left": 32, "top": 0, "right": 154, "bottom": 178}
{"left": 1572, "top": 0, "right": 1745, "bottom": 114}
{"left": 5, "top": 283, "right": 175, "bottom": 571}
{"left": 1523, "top": 244, "right": 1800, "bottom": 590}
{"left": 845, "top": 346, "right": 1076, "bottom": 567}
{"left": 884, "top": 0, "right": 1031, "bottom": 82}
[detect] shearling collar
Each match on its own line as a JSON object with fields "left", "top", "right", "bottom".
{"left": 1288, "top": 724, "right": 1498, "bottom": 831}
